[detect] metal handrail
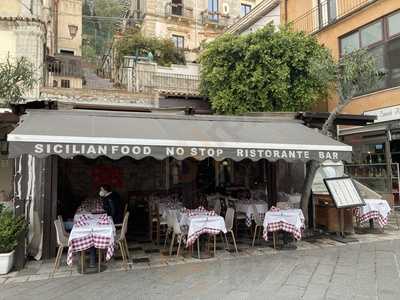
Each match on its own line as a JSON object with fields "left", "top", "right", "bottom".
{"left": 291, "top": 0, "right": 378, "bottom": 34}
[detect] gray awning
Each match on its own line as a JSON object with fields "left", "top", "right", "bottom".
{"left": 7, "top": 110, "right": 352, "bottom": 162}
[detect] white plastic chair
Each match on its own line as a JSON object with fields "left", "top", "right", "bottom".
{"left": 251, "top": 204, "right": 263, "bottom": 247}
{"left": 224, "top": 208, "right": 238, "bottom": 254}
{"left": 169, "top": 212, "right": 189, "bottom": 257}
{"left": 53, "top": 219, "right": 69, "bottom": 273}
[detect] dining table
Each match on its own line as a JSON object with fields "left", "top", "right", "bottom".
{"left": 262, "top": 208, "right": 305, "bottom": 248}
{"left": 235, "top": 199, "right": 269, "bottom": 226}
{"left": 353, "top": 198, "right": 391, "bottom": 229}
{"left": 67, "top": 213, "right": 116, "bottom": 273}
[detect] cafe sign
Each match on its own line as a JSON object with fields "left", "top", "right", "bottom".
{"left": 9, "top": 142, "right": 352, "bottom": 162}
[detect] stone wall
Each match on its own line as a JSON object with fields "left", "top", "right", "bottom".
{"left": 40, "top": 87, "right": 159, "bottom": 107}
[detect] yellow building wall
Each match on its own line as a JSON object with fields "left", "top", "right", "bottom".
{"left": 0, "top": 31, "right": 16, "bottom": 60}
{"left": 0, "top": 0, "right": 22, "bottom": 16}
{"left": 57, "top": 0, "right": 82, "bottom": 56}
{"left": 284, "top": 0, "right": 400, "bottom": 115}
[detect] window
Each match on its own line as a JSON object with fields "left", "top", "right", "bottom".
{"left": 340, "top": 32, "right": 360, "bottom": 55}
{"left": 61, "top": 79, "right": 70, "bottom": 88}
{"left": 208, "top": 0, "right": 219, "bottom": 21}
{"left": 240, "top": 4, "right": 251, "bottom": 17}
{"left": 318, "top": 0, "right": 337, "bottom": 29}
{"left": 172, "top": 35, "right": 184, "bottom": 49}
{"left": 59, "top": 49, "right": 74, "bottom": 55}
{"left": 388, "top": 11, "right": 400, "bottom": 37}
{"left": 339, "top": 10, "right": 400, "bottom": 95}
{"left": 360, "top": 21, "right": 383, "bottom": 47}
{"left": 171, "top": 0, "right": 183, "bottom": 16}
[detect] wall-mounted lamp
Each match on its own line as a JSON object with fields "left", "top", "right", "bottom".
{"left": 68, "top": 25, "right": 78, "bottom": 39}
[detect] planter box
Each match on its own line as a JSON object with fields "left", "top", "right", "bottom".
{"left": 0, "top": 250, "right": 15, "bottom": 275}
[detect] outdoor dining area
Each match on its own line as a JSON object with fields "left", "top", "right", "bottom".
{"left": 53, "top": 188, "right": 307, "bottom": 274}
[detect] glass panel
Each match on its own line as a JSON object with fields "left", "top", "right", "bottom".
{"left": 388, "top": 37, "right": 400, "bottom": 88}
{"left": 327, "top": 0, "right": 337, "bottom": 23}
{"left": 388, "top": 11, "right": 400, "bottom": 37}
{"left": 340, "top": 32, "right": 360, "bottom": 55}
{"left": 369, "top": 45, "right": 386, "bottom": 90}
{"left": 240, "top": 4, "right": 251, "bottom": 17}
{"left": 360, "top": 21, "right": 383, "bottom": 47}
{"left": 208, "top": 0, "right": 218, "bottom": 21}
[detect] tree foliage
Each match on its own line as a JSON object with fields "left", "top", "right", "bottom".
{"left": 114, "top": 28, "right": 186, "bottom": 67}
{"left": 301, "top": 49, "right": 383, "bottom": 225}
{"left": 0, "top": 56, "right": 37, "bottom": 106}
{"left": 200, "top": 25, "right": 336, "bottom": 114}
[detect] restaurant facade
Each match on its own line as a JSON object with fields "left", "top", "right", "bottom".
{"left": 7, "top": 109, "right": 352, "bottom": 262}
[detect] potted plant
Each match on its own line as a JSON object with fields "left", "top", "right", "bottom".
{"left": 0, "top": 206, "right": 27, "bottom": 274}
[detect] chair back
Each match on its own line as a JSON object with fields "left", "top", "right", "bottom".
{"left": 54, "top": 219, "right": 68, "bottom": 246}
{"left": 213, "top": 199, "right": 221, "bottom": 215}
{"left": 120, "top": 212, "right": 130, "bottom": 240}
{"left": 172, "top": 213, "right": 182, "bottom": 235}
{"left": 251, "top": 204, "right": 263, "bottom": 226}
{"left": 225, "top": 207, "right": 235, "bottom": 231}
{"left": 57, "top": 215, "right": 68, "bottom": 237}
{"left": 123, "top": 203, "right": 128, "bottom": 216}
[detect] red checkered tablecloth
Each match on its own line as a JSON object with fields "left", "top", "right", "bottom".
{"left": 262, "top": 208, "right": 305, "bottom": 241}
{"left": 67, "top": 215, "right": 115, "bottom": 266}
{"left": 353, "top": 199, "right": 391, "bottom": 229}
{"left": 179, "top": 213, "right": 227, "bottom": 247}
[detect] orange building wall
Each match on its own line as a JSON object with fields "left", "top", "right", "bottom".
{"left": 284, "top": 0, "right": 400, "bottom": 115}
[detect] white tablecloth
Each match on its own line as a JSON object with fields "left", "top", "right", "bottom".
{"left": 180, "top": 212, "right": 227, "bottom": 247}
{"left": 263, "top": 209, "right": 305, "bottom": 240}
{"left": 354, "top": 199, "right": 391, "bottom": 228}
{"left": 235, "top": 200, "right": 269, "bottom": 226}
{"left": 68, "top": 214, "right": 116, "bottom": 266}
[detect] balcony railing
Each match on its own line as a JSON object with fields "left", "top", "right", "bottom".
{"left": 165, "top": 3, "right": 193, "bottom": 19}
{"left": 201, "top": 10, "right": 230, "bottom": 27}
{"left": 291, "top": 0, "right": 377, "bottom": 34}
{"left": 44, "top": 55, "right": 83, "bottom": 88}
{"left": 134, "top": 70, "right": 200, "bottom": 95}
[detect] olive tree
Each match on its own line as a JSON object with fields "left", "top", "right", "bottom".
{"left": 0, "top": 56, "right": 37, "bottom": 106}
{"left": 300, "top": 49, "right": 383, "bottom": 224}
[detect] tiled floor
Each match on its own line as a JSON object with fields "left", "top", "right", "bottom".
{"left": 2, "top": 219, "right": 400, "bottom": 285}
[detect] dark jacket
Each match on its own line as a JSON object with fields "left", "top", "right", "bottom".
{"left": 102, "top": 192, "right": 123, "bottom": 224}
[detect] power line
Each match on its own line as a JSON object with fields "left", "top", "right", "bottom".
{"left": 16, "top": 0, "right": 32, "bottom": 15}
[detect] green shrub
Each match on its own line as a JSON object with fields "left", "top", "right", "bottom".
{"left": 0, "top": 210, "right": 27, "bottom": 253}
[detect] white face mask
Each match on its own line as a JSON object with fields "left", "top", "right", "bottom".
{"left": 99, "top": 188, "right": 106, "bottom": 197}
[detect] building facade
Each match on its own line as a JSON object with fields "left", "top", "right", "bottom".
{"left": 284, "top": 0, "right": 400, "bottom": 114}
{"left": 283, "top": 0, "right": 400, "bottom": 202}
{"left": 225, "top": 0, "right": 280, "bottom": 35}
{"left": 136, "top": 0, "right": 263, "bottom": 61}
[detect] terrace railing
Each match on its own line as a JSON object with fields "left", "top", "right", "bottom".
{"left": 291, "top": 0, "right": 377, "bottom": 34}
{"left": 133, "top": 70, "right": 200, "bottom": 95}
{"left": 201, "top": 10, "right": 231, "bottom": 27}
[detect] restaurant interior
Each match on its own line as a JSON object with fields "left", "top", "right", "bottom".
{"left": 57, "top": 155, "right": 305, "bottom": 246}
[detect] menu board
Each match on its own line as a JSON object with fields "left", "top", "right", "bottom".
{"left": 324, "top": 177, "right": 365, "bottom": 208}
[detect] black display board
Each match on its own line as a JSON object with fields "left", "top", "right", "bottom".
{"left": 324, "top": 177, "right": 365, "bottom": 208}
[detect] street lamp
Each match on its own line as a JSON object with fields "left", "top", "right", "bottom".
{"left": 68, "top": 24, "right": 78, "bottom": 39}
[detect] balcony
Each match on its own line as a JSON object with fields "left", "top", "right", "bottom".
{"left": 44, "top": 55, "right": 83, "bottom": 89}
{"left": 291, "top": 0, "right": 377, "bottom": 35}
{"left": 165, "top": 3, "right": 193, "bottom": 21}
{"left": 201, "top": 10, "right": 231, "bottom": 27}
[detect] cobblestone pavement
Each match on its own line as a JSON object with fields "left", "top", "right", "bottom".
{"left": 2, "top": 238, "right": 400, "bottom": 300}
